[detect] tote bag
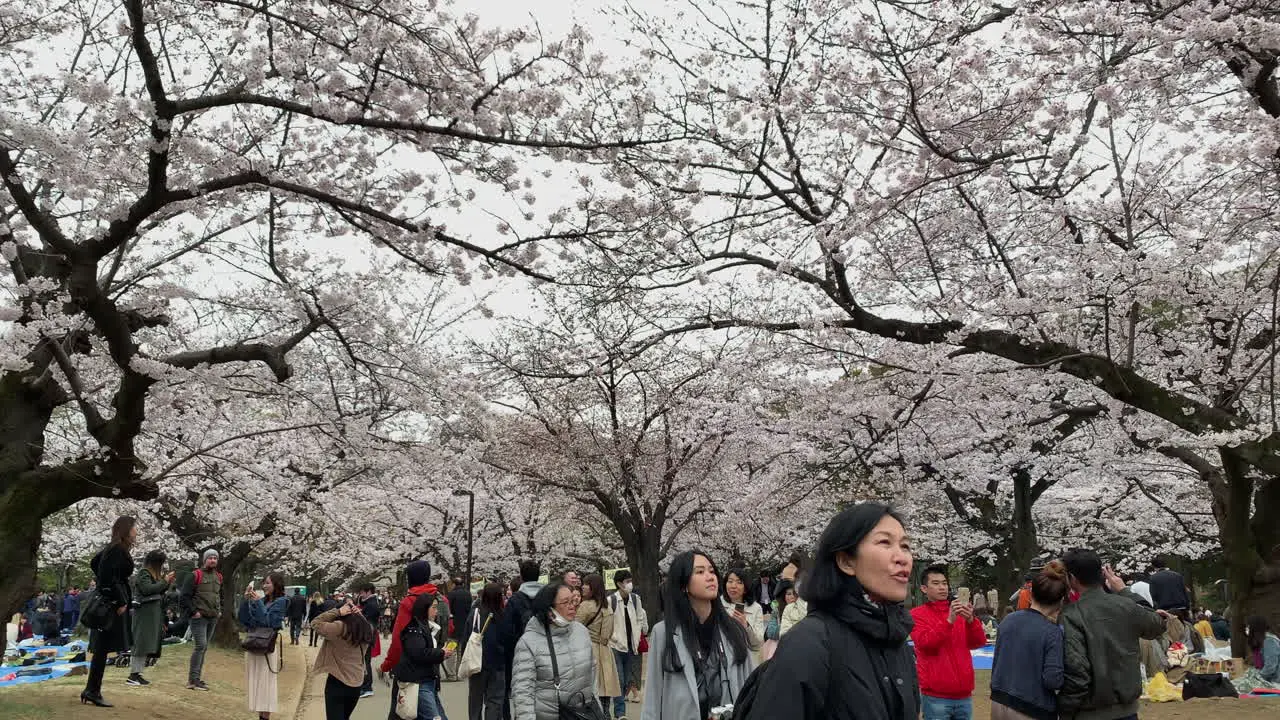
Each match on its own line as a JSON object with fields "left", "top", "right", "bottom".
{"left": 394, "top": 681, "right": 420, "bottom": 719}
{"left": 459, "top": 612, "right": 490, "bottom": 679}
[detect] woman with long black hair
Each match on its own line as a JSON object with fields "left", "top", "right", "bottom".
{"left": 469, "top": 582, "right": 507, "bottom": 720}
{"left": 738, "top": 502, "right": 918, "bottom": 720}
{"left": 640, "top": 550, "right": 755, "bottom": 720}
{"left": 312, "top": 596, "right": 376, "bottom": 720}
{"left": 81, "top": 516, "right": 137, "bottom": 708}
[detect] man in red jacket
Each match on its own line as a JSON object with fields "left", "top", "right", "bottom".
{"left": 379, "top": 559, "right": 441, "bottom": 677}
{"left": 911, "top": 564, "right": 987, "bottom": 720}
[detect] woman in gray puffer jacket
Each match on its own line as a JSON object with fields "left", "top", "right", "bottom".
{"left": 511, "top": 581, "right": 600, "bottom": 720}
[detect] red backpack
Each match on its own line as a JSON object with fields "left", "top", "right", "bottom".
{"left": 194, "top": 569, "right": 223, "bottom": 585}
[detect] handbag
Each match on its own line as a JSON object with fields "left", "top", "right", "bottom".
{"left": 80, "top": 591, "right": 111, "bottom": 631}
{"left": 637, "top": 633, "right": 649, "bottom": 654}
{"left": 394, "top": 680, "right": 420, "bottom": 719}
{"left": 544, "top": 626, "right": 607, "bottom": 720}
{"left": 458, "top": 612, "right": 490, "bottom": 679}
{"left": 241, "top": 626, "right": 283, "bottom": 674}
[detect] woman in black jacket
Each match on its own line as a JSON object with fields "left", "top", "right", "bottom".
{"left": 393, "top": 592, "right": 455, "bottom": 720}
{"left": 739, "top": 502, "right": 918, "bottom": 720}
{"left": 81, "top": 516, "right": 138, "bottom": 708}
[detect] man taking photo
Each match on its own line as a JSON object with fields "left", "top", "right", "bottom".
{"left": 911, "top": 564, "right": 987, "bottom": 720}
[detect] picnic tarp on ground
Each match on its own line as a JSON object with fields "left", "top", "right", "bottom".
{"left": 1, "top": 639, "right": 90, "bottom": 689}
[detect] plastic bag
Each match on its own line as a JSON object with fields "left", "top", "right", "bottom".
{"left": 1144, "top": 672, "right": 1182, "bottom": 702}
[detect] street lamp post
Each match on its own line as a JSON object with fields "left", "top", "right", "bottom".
{"left": 453, "top": 489, "right": 475, "bottom": 585}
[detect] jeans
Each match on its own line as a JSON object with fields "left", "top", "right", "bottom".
{"left": 325, "top": 674, "right": 363, "bottom": 720}
{"left": 469, "top": 667, "right": 505, "bottom": 720}
{"left": 290, "top": 619, "right": 303, "bottom": 644}
{"left": 611, "top": 649, "right": 640, "bottom": 717}
{"left": 189, "top": 616, "right": 213, "bottom": 683}
{"left": 921, "top": 695, "right": 973, "bottom": 720}
{"left": 418, "top": 681, "right": 449, "bottom": 720}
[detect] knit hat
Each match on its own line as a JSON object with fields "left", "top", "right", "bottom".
{"left": 406, "top": 560, "right": 431, "bottom": 587}
{"left": 202, "top": 549, "right": 220, "bottom": 562}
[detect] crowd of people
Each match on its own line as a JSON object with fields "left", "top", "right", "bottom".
{"left": 16, "top": 507, "right": 1280, "bottom": 720}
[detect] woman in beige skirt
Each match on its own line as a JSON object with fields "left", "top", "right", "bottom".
{"left": 238, "top": 571, "right": 289, "bottom": 720}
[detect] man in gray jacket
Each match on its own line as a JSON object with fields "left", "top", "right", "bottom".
{"left": 1060, "top": 549, "right": 1168, "bottom": 720}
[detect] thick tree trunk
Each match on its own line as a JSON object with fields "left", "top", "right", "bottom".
{"left": 624, "top": 524, "right": 665, "bottom": 627}
{"left": 0, "top": 491, "right": 47, "bottom": 620}
{"left": 1009, "top": 471, "right": 1039, "bottom": 584}
{"left": 1217, "top": 451, "right": 1280, "bottom": 658}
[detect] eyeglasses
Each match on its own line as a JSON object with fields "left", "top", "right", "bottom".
{"left": 555, "top": 597, "right": 580, "bottom": 608}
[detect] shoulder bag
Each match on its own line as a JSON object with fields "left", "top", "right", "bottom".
{"left": 544, "top": 626, "right": 607, "bottom": 720}
{"left": 241, "top": 600, "right": 283, "bottom": 674}
{"left": 459, "top": 611, "right": 490, "bottom": 679}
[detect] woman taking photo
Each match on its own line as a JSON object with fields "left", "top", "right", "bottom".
{"left": 311, "top": 596, "right": 376, "bottom": 720}
{"left": 738, "top": 503, "right": 918, "bottom": 720}
{"left": 239, "top": 572, "right": 289, "bottom": 720}
{"left": 511, "top": 581, "right": 599, "bottom": 720}
{"left": 760, "top": 579, "right": 795, "bottom": 661}
{"left": 394, "top": 592, "right": 455, "bottom": 720}
{"left": 641, "top": 551, "right": 755, "bottom": 720}
{"left": 469, "top": 583, "right": 507, "bottom": 720}
{"left": 128, "top": 550, "right": 175, "bottom": 686}
{"left": 990, "top": 561, "right": 1069, "bottom": 720}
{"left": 81, "top": 516, "right": 137, "bottom": 708}
{"left": 578, "top": 574, "right": 621, "bottom": 709}
{"left": 721, "top": 568, "right": 764, "bottom": 651}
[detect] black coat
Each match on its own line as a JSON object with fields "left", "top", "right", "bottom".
{"left": 738, "top": 588, "right": 919, "bottom": 720}
{"left": 394, "top": 619, "right": 445, "bottom": 684}
{"left": 89, "top": 545, "right": 135, "bottom": 654}
{"left": 287, "top": 593, "right": 308, "bottom": 621}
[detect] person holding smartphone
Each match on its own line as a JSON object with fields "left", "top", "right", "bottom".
{"left": 910, "top": 565, "right": 987, "bottom": 720}
{"left": 311, "top": 597, "right": 376, "bottom": 720}
{"left": 720, "top": 568, "right": 765, "bottom": 651}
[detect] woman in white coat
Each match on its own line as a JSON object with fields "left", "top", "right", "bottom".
{"left": 720, "top": 569, "right": 764, "bottom": 651}
{"left": 641, "top": 551, "right": 755, "bottom": 720}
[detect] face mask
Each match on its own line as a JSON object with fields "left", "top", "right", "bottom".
{"left": 621, "top": 582, "right": 634, "bottom": 593}
{"left": 551, "top": 611, "right": 571, "bottom": 627}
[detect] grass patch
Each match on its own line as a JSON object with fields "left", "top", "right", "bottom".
{"left": 0, "top": 642, "right": 306, "bottom": 720}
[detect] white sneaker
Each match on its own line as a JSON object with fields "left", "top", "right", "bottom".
{"left": 360, "top": 690, "right": 375, "bottom": 699}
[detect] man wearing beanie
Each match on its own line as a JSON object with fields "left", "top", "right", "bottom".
{"left": 180, "top": 548, "right": 223, "bottom": 691}
{"left": 380, "top": 559, "right": 441, "bottom": 713}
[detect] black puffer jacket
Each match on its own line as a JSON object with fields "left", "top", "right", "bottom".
{"left": 393, "top": 619, "right": 445, "bottom": 684}
{"left": 738, "top": 585, "right": 919, "bottom": 720}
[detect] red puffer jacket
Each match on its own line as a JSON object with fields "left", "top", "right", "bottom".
{"left": 910, "top": 600, "right": 987, "bottom": 699}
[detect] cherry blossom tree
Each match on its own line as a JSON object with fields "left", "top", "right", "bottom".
{"left": 0, "top": 0, "right": 662, "bottom": 618}
{"left": 573, "top": 0, "right": 1280, "bottom": 650}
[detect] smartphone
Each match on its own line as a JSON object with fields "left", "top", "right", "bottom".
{"left": 734, "top": 603, "right": 745, "bottom": 613}
{"left": 958, "top": 587, "right": 971, "bottom": 606}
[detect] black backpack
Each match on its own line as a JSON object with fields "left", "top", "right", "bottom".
{"left": 1182, "top": 672, "right": 1238, "bottom": 700}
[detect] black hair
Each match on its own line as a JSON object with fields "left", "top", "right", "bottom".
{"left": 357, "top": 582, "right": 376, "bottom": 594}
{"left": 410, "top": 591, "right": 438, "bottom": 623}
{"left": 1246, "top": 615, "right": 1269, "bottom": 654}
{"left": 803, "top": 502, "right": 906, "bottom": 611}
{"left": 721, "top": 568, "right": 755, "bottom": 606}
{"left": 921, "top": 564, "right": 949, "bottom": 585}
{"left": 531, "top": 581, "right": 571, "bottom": 629}
{"left": 479, "top": 583, "right": 505, "bottom": 621}
{"left": 338, "top": 610, "right": 375, "bottom": 648}
{"left": 772, "top": 579, "right": 796, "bottom": 616}
{"left": 1152, "top": 556, "right": 1168, "bottom": 570}
{"left": 1062, "top": 549, "right": 1104, "bottom": 587}
{"left": 614, "top": 569, "right": 632, "bottom": 586}
{"left": 509, "top": 577, "right": 522, "bottom": 594}
{"left": 144, "top": 550, "right": 166, "bottom": 576}
{"left": 265, "top": 572, "right": 286, "bottom": 602}
{"left": 519, "top": 560, "right": 541, "bottom": 583}
{"left": 660, "top": 550, "right": 750, "bottom": 673}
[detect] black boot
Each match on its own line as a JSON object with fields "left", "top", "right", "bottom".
{"left": 80, "top": 691, "right": 113, "bottom": 707}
